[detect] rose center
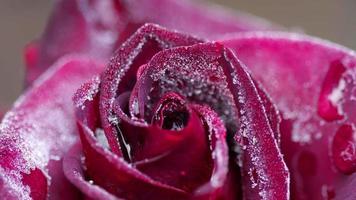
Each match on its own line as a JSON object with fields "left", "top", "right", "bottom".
{"left": 162, "top": 109, "right": 189, "bottom": 131}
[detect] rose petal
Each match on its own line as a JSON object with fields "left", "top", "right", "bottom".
{"left": 26, "top": 0, "right": 281, "bottom": 85}
{"left": 192, "top": 105, "right": 238, "bottom": 200}
{"left": 253, "top": 80, "right": 281, "bottom": 146}
{"left": 132, "top": 42, "right": 289, "bottom": 199}
{"left": 126, "top": 0, "right": 281, "bottom": 40}
{"left": 118, "top": 93, "right": 214, "bottom": 192}
{"left": 335, "top": 173, "right": 356, "bottom": 200}
{"left": 74, "top": 80, "right": 192, "bottom": 199}
{"left": 0, "top": 56, "right": 103, "bottom": 199}
{"left": 221, "top": 32, "right": 356, "bottom": 200}
{"left": 63, "top": 142, "right": 120, "bottom": 200}
{"left": 99, "top": 23, "right": 201, "bottom": 156}
{"left": 25, "top": 0, "right": 124, "bottom": 85}
{"left": 76, "top": 122, "right": 188, "bottom": 199}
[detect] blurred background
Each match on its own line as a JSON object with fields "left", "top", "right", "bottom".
{"left": 0, "top": 0, "right": 355, "bottom": 107}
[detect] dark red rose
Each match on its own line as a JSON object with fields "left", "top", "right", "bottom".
{"left": 67, "top": 24, "right": 289, "bottom": 200}
{"left": 1, "top": 0, "right": 356, "bottom": 200}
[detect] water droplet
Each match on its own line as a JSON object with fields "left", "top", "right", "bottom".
{"left": 318, "top": 60, "right": 346, "bottom": 121}
{"left": 332, "top": 124, "right": 356, "bottom": 174}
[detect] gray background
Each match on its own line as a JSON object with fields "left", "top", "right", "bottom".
{"left": 0, "top": 0, "right": 355, "bottom": 107}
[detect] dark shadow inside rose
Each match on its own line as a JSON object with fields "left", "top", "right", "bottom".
{"left": 161, "top": 109, "right": 189, "bottom": 131}
{"left": 113, "top": 91, "right": 216, "bottom": 192}
{"left": 152, "top": 93, "right": 190, "bottom": 131}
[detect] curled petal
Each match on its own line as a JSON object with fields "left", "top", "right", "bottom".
{"left": 99, "top": 23, "right": 201, "bottom": 156}
{"left": 63, "top": 142, "right": 121, "bottom": 200}
{"left": 76, "top": 122, "right": 188, "bottom": 199}
{"left": 192, "top": 105, "right": 237, "bottom": 200}
{"left": 131, "top": 42, "right": 289, "bottom": 199}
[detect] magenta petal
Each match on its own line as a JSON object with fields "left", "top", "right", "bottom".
{"left": 335, "top": 173, "right": 356, "bottom": 200}
{"left": 0, "top": 56, "right": 103, "bottom": 199}
{"left": 221, "top": 32, "right": 356, "bottom": 200}
{"left": 254, "top": 80, "right": 282, "bottom": 146}
{"left": 332, "top": 124, "right": 356, "bottom": 174}
{"left": 221, "top": 48, "right": 289, "bottom": 200}
{"left": 29, "top": 0, "right": 281, "bottom": 85}
{"left": 126, "top": 0, "right": 281, "bottom": 40}
{"left": 25, "top": 0, "right": 123, "bottom": 85}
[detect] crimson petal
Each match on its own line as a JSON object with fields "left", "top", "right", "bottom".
{"left": 76, "top": 122, "right": 188, "bottom": 199}
{"left": 63, "top": 142, "right": 121, "bottom": 200}
{"left": 114, "top": 93, "right": 214, "bottom": 192}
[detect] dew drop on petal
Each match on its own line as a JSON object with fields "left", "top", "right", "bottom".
{"left": 332, "top": 124, "right": 356, "bottom": 174}
{"left": 318, "top": 60, "right": 346, "bottom": 121}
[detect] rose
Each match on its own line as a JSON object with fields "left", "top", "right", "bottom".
{"left": 67, "top": 24, "right": 289, "bottom": 199}
{"left": 0, "top": 1, "right": 356, "bottom": 200}
{"left": 1, "top": 0, "right": 282, "bottom": 199}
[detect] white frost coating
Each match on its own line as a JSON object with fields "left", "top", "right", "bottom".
{"left": 95, "top": 128, "right": 110, "bottom": 149}
{"left": 148, "top": 50, "right": 239, "bottom": 133}
{"left": 0, "top": 56, "right": 99, "bottom": 198}
{"left": 328, "top": 79, "right": 346, "bottom": 104}
{"left": 0, "top": 168, "right": 31, "bottom": 200}
{"left": 248, "top": 168, "right": 257, "bottom": 189}
{"left": 328, "top": 78, "right": 346, "bottom": 115}
{"left": 288, "top": 109, "right": 321, "bottom": 144}
{"left": 107, "top": 37, "right": 146, "bottom": 126}
{"left": 74, "top": 76, "right": 100, "bottom": 110}
{"left": 108, "top": 114, "right": 119, "bottom": 125}
{"left": 210, "top": 142, "right": 227, "bottom": 188}
{"left": 340, "top": 141, "right": 356, "bottom": 162}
